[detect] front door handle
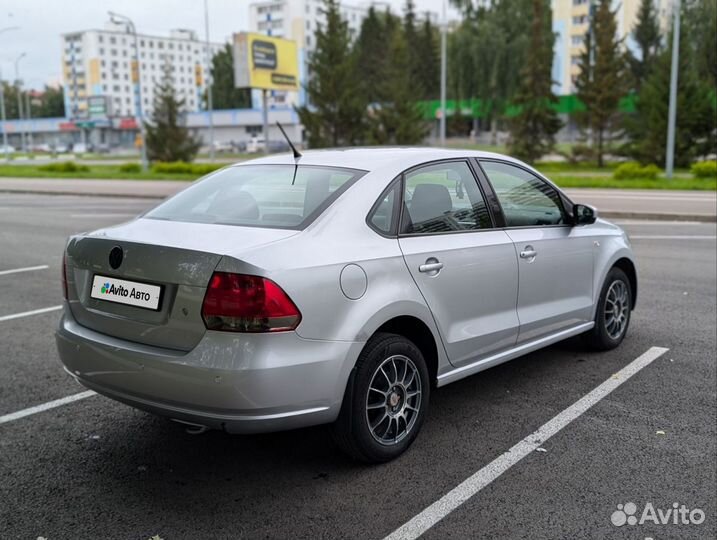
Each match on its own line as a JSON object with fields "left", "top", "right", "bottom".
{"left": 520, "top": 246, "right": 537, "bottom": 260}
{"left": 419, "top": 258, "right": 444, "bottom": 274}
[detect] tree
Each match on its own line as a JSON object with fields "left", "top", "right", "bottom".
{"left": 208, "top": 43, "right": 251, "bottom": 110}
{"left": 627, "top": 23, "right": 715, "bottom": 166}
{"left": 448, "top": 0, "right": 532, "bottom": 143}
{"left": 507, "top": 0, "right": 562, "bottom": 162}
{"left": 684, "top": 0, "right": 717, "bottom": 88}
{"left": 35, "top": 85, "right": 65, "bottom": 118}
{"left": 355, "top": 7, "right": 387, "bottom": 103}
{"left": 414, "top": 15, "right": 440, "bottom": 99}
{"left": 0, "top": 82, "right": 21, "bottom": 119}
{"left": 403, "top": 1, "right": 422, "bottom": 94}
{"left": 144, "top": 63, "right": 201, "bottom": 162}
{"left": 369, "top": 27, "right": 429, "bottom": 145}
{"left": 626, "top": 0, "right": 662, "bottom": 91}
{"left": 574, "top": 0, "right": 627, "bottom": 167}
{"left": 296, "top": 0, "right": 367, "bottom": 147}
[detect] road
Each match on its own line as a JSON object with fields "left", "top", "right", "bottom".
{"left": 0, "top": 178, "right": 715, "bottom": 221}
{"left": 0, "top": 193, "right": 715, "bottom": 539}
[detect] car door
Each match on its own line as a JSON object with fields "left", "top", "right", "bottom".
{"left": 478, "top": 159, "right": 595, "bottom": 344}
{"left": 397, "top": 160, "right": 520, "bottom": 368}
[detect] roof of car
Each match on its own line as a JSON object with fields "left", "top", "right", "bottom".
{"left": 233, "top": 147, "right": 520, "bottom": 173}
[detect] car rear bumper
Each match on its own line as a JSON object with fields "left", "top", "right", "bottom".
{"left": 56, "top": 307, "right": 363, "bottom": 433}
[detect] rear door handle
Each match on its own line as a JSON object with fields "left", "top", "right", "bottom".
{"left": 419, "top": 260, "right": 444, "bottom": 274}
{"left": 520, "top": 246, "right": 537, "bottom": 259}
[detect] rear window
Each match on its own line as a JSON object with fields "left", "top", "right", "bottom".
{"left": 145, "top": 164, "right": 365, "bottom": 229}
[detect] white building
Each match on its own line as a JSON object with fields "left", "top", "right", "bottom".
{"left": 61, "top": 22, "right": 223, "bottom": 120}
{"left": 552, "top": 0, "right": 672, "bottom": 95}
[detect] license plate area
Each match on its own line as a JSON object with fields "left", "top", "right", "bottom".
{"left": 90, "top": 275, "right": 163, "bottom": 311}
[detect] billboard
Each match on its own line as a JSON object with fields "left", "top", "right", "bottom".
{"left": 233, "top": 32, "right": 299, "bottom": 91}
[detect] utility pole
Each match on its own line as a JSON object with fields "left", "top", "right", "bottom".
{"left": 109, "top": 12, "right": 148, "bottom": 171}
{"left": 25, "top": 90, "right": 33, "bottom": 149}
{"left": 15, "top": 52, "right": 27, "bottom": 153}
{"left": 439, "top": 0, "right": 447, "bottom": 146}
{"left": 204, "top": 0, "right": 215, "bottom": 161}
{"left": 0, "top": 67, "right": 8, "bottom": 162}
{"left": 665, "top": 0, "right": 680, "bottom": 179}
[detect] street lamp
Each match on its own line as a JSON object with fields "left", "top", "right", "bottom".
{"left": 108, "top": 11, "right": 148, "bottom": 171}
{"left": 15, "top": 52, "right": 27, "bottom": 153}
{"left": 0, "top": 25, "right": 20, "bottom": 162}
{"left": 665, "top": 0, "right": 681, "bottom": 179}
{"left": 439, "top": 0, "right": 447, "bottom": 147}
{"left": 204, "top": 0, "right": 215, "bottom": 161}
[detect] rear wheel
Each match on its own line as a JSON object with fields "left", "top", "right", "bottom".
{"left": 331, "top": 333, "right": 430, "bottom": 463}
{"left": 584, "top": 267, "right": 632, "bottom": 350}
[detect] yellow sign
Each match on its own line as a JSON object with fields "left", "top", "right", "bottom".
{"left": 194, "top": 64, "right": 203, "bottom": 87}
{"left": 130, "top": 60, "right": 139, "bottom": 84}
{"left": 233, "top": 32, "right": 299, "bottom": 91}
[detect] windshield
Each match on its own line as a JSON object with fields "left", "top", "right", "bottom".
{"left": 145, "top": 164, "right": 365, "bottom": 229}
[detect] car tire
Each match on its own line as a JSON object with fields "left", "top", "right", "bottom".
{"left": 583, "top": 267, "right": 632, "bottom": 351}
{"left": 331, "top": 332, "right": 430, "bottom": 463}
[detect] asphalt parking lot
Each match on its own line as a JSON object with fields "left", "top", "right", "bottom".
{"left": 1, "top": 193, "right": 715, "bottom": 540}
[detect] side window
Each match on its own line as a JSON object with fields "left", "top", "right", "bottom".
{"left": 401, "top": 161, "right": 492, "bottom": 234}
{"left": 368, "top": 181, "right": 399, "bottom": 235}
{"left": 480, "top": 161, "right": 566, "bottom": 227}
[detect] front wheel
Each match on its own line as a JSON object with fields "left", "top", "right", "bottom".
{"left": 583, "top": 267, "right": 632, "bottom": 350}
{"left": 331, "top": 333, "right": 430, "bottom": 463}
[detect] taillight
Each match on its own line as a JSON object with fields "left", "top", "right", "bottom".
{"left": 61, "top": 252, "right": 68, "bottom": 300}
{"left": 201, "top": 272, "right": 301, "bottom": 333}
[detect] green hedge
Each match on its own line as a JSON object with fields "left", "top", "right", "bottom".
{"left": 151, "top": 161, "right": 224, "bottom": 175}
{"left": 118, "top": 162, "right": 141, "bottom": 173}
{"left": 691, "top": 160, "right": 717, "bottom": 179}
{"left": 613, "top": 162, "right": 660, "bottom": 180}
{"left": 37, "top": 161, "right": 90, "bottom": 173}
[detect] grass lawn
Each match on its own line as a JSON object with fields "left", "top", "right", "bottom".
{"left": 0, "top": 163, "right": 714, "bottom": 190}
{"left": 0, "top": 164, "right": 206, "bottom": 181}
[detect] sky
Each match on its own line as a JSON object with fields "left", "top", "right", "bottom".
{"left": 1, "top": 0, "right": 456, "bottom": 90}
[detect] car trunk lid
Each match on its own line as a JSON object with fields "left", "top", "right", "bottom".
{"left": 65, "top": 218, "right": 297, "bottom": 351}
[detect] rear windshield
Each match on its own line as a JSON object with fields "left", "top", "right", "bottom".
{"left": 144, "top": 164, "right": 365, "bottom": 229}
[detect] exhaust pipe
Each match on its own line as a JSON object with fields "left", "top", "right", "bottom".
{"left": 171, "top": 418, "right": 210, "bottom": 435}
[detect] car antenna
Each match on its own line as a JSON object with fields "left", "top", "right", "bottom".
{"left": 276, "top": 121, "right": 301, "bottom": 185}
{"left": 277, "top": 122, "right": 302, "bottom": 160}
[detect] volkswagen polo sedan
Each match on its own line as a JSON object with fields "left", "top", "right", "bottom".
{"left": 56, "top": 148, "right": 637, "bottom": 462}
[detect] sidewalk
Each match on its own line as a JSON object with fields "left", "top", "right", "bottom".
{"left": 1, "top": 177, "right": 715, "bottom": 222}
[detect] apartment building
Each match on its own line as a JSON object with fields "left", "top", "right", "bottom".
{"left": 61, "top": 22, "right": 222, "bottom": 120}
{"left": 552, "top": 0, "right": 672, "bottom": 95}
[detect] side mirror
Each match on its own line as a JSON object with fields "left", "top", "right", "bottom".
{"left": 573, "top": 203, "right": 598, "bottom": 225}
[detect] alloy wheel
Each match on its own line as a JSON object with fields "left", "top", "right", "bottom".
{"left": 365, "top": 354, "right": 422, "bottom": 446}
{"left": 604, "top": 280, "right": 629, "bottom": 340}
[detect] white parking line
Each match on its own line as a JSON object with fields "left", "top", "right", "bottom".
{"left": 630, "top": 235, "right": 716, "bottom": 240}
{"left": 0, "top": 391, "right": 96, "bottom": 425}
{"left": 0, "top": 305, "right": 63, "bottom": 323}
{"left": 384, "top": 346, "right": 669, "bottom": 540}
{"left": 0, "top": 265, "right": 49, "bottom": 276}
{"left": 69, "top": 213, "right": 136, "bottom": 219}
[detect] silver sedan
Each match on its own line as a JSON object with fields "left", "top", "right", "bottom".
{"left": 56, "top": 148, "right": 637, "bottom": 462}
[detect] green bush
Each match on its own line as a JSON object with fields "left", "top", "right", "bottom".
{"left": 38, "top": 161, "right": 90, "bottom": 173}
{"left": 118, "top": 162, "right": 142, "bottom": 173}
{"left": 151, "top": 161, "right": 223, "bottom": 175}
{"left": 613, "top": 162, "right": 660, "bottom": 180}
{"left": 691, "top": 160, "right": 717, "bottom": 179}
{"left": 567, "top": 143, "right": 595, "bottom": 164}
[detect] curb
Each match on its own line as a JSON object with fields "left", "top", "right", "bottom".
{"left": 2, "top": 189, "right": 715, "bottom": 223}
{"left": 0, "top": 189, "right": 171, "bottom": 200}
{"left": 599, "top": 211, "right": 716, "bottom": 223}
